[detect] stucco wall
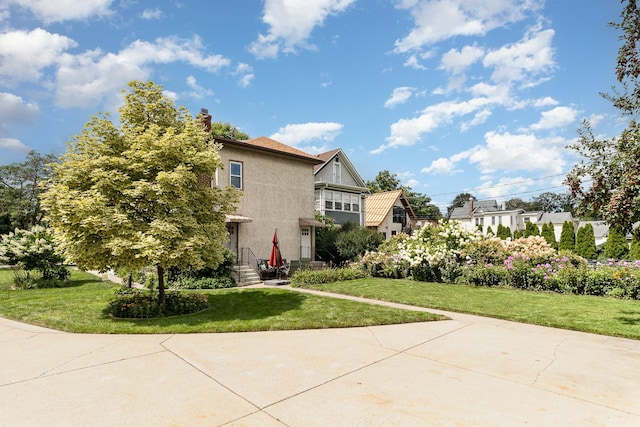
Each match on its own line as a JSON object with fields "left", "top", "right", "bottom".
{"left": 218, "top": 144, "right": 317, "bottom": 262}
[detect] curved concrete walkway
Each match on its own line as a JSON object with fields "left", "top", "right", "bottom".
{"left": 1, "top": 284, "right": 639, "bottom": 426}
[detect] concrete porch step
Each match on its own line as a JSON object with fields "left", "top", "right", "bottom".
{"left": 233, "top": 265, "right": 261, "bottom": 286}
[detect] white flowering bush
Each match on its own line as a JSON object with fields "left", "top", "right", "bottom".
{"left": 0, "top": 226, "right": 69, "bottom": 286}
{"left": 399, "top": 220, "right": 480, "bottom": 281}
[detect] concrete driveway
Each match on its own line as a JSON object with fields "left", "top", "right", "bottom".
{"left": 1, "top": 286, "right": 639, "bottom": 426}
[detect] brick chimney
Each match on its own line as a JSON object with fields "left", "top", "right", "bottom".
{"left": 468, "top": 197, "right": 474, "bottom": 216}
{"left": 200, "top": 108, "right": 212, "bottom": 132}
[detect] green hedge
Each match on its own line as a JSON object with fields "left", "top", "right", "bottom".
{"left": 290, "top": 267, "right": 369, "bottom": 287}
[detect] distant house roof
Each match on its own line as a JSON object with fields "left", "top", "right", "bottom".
{"left": 213, "top": 135, "right": 323, "bottom": 164}
{"left": 578, "top": 220, "right": 610, "bottom": 237}
{"left": 538, "top": 212, "right": 574, "bottom": 224}
{"left": 449, "top": 199, "right": 502, "bottom": 219}
{"left": 365, "top": 190, "right": 416, "bottom": 227}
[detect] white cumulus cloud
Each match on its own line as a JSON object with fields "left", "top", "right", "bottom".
{"left": 467, "top": 130, "right": 566, "bottom": 174}
{"left": 0, "top": 28, "right": 77, "bottom": 83}
{"left": 439, "top": 44, "right": 484, "bottom": 75}
{"left": 4, "top": 0, "right": 113, "bottom": 23}
{"left": 55, "top": 36, "right": 231, "bottom": 108}
{"left": 249, "top": 0, "right": 356, "bottom": 59}
{"left": 528, "top": 106, "right": 579, "bottom": 131}
{"left": 384, "top": 87, "right": 414, "bottom": 108}
{"left": 394, "top": 0, "right": 543, "bottom": 52}
{"left": 270, "top": 122, "right": 343, "bottom": 153}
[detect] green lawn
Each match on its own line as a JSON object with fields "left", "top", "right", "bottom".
{"left": 304, "top": 278, "right": 640, "bottom": 340}
{"left": 0, "top": 269, "right": 443, "bottom": 333}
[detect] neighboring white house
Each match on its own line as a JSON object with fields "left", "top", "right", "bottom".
{"left": 314, "top": 148, "right": 369, "bottom": 227}
{"left": 449, "top": 198, "right": 524, "bottom": 234}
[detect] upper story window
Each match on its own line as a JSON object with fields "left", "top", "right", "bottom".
{"left": 333, "top": 157, "right": 341, "bottom": 184}
{"left": 392, "top": 206, "right": 405, "bottom": 224}
{"left": 230, "top": 161, "right": 243, "bottom": 189}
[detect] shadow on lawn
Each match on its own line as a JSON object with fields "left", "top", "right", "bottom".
{"left": 204, "top": 289, "right": 306, "bottom": 320}
{"left": 616, "top": 310, "right": 640, "bottom": 325}
{"left": 111, "top": 289, "right": 307, "bottom": 326}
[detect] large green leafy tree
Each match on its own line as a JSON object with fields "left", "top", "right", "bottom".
{"left": 530, "top": 192, "right": 575, "bottom": 214}
{"left": 0, "top": 151, "right": 57, "bottom": 234}
{"left": 366, "top": 170, "right": 442, "bottom": 220}
{"left": 567, "top": 0, "right": 640, "bottom": 234}
{"left": 210, "top": 122, "right": 250, "bottom": 140}
{"left": 504, "top": 198, "right": 536, "bottom": 211}
{"left": 41, "top": 81, "right": 239, "bottom": 304}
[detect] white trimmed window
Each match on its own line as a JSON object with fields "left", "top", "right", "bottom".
{"left": 230, "top": 161, "right": 243, "bottom": 189}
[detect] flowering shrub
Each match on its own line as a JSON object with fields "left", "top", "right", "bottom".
{"left": 360, "top": 250, "right": 409, "bottom": 278}
{"left": 399, "top": 221, "right": 480, "bottom": 282}
{"left": 505, "top": 236, "right": 556, "bottom": 265}
{"left": 462, "top": 263, "right": 508, "bottom": 287}
{"left": 583, "top": 261, "right": 640, "bottom": 299}
{"left": 0, "top": 226, "right": 69, "bottom": 287}
{"left": 460, "top": 237, "right": 508, "bottom": 266}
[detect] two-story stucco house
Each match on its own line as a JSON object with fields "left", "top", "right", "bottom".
{"left": 210, "top": 131, "right": 324, "bottom": 275}
{"left": 365, "top": 190, "right": 416, "bottom": 239}
{"left": 313, "top": 148, "right": 369, "bottom": 226}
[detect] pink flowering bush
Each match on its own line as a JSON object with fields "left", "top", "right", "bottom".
{"left": 504, "top": 236, "right": 556, "bottom": 265}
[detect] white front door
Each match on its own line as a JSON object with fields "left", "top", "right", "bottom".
{"left": 300, "top": 227, "right": 311, "bottom": 260}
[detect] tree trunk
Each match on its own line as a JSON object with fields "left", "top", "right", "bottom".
{"left": 157, "top": 265, "right": 165, "bottom": 307}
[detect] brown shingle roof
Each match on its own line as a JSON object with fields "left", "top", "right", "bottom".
{"left": 244, "top": 136, "right": 322, "bottom": 163}
{"left": 213, "top": 135, "right": 323, "bottom": 164}
{"left": 313, "top": 149, "right": 340, "bottom": 172}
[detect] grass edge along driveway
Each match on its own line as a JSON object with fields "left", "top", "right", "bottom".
{"left": 304, "top": 278, "right": 640, "bottom": 340}
{"left": 0, "top": 270, "right": 444, "bottom": 334}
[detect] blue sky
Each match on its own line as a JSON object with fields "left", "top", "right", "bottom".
{"left": 0, "top": 0, "right": 626, "bottom": 212}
